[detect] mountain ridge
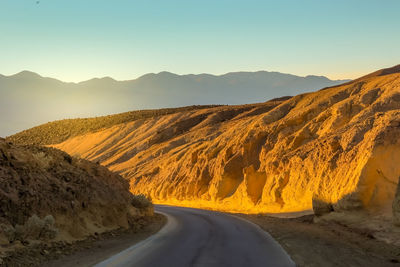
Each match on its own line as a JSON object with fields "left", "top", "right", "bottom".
{"left": 2, "top": 70, "right": 349, "bottom": 84}
{"left": 0, "top": 70, "right": 349, "bottom": 136}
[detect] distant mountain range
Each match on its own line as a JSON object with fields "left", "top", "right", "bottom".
{"left": 0, "top": 70, "right": 349, "bottom": 136}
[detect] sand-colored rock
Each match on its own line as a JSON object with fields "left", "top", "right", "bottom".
{"left": 43, "top": 66, "right": 400, "bottom": 221}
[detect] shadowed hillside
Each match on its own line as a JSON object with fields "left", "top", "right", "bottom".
{"left": 0, "top": 138, "right": 153, "bottom": 251}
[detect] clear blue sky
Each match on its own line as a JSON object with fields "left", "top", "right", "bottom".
{"left": 1, "top": 0, "right": 399, "bottom": 82}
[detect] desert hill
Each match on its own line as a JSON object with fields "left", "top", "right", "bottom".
{"left": 0, "top": 70, "right": 347, "bottom": 136}
{"left": 8, "top": 65, "right": 400, "bottom": 225}
{"left": 0, "top": 138, "right": 152, "bottom": 251}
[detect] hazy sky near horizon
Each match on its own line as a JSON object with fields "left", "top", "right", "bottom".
{"left": 1, "top": 0, "right": 400, "bottom": 82}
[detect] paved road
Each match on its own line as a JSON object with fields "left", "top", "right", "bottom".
{"left": 95, "top": 205, "right": 295, "bottom": 267}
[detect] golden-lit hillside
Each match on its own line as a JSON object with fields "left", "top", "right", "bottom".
{"left": 12, "top": 66, "right": 400, "bottom": 221}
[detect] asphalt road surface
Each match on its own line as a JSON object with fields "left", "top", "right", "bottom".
{"left": 95, "top": 205, "right": 295, "bottom": 267}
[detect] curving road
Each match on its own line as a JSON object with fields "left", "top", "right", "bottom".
{"left": 95, "top": 205, "right": 295, "bottom": 267}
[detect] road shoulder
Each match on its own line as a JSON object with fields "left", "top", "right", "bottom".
{"left": 238, "top": 214, "right": 400, "bottom": 267}
{"left": 2, "top": 213, "right": 166, "bottom": 267}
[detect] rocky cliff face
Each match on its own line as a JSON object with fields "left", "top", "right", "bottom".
{"left": 24, "top": 66, "right": 400, "bottom": 221}
{"left": 0, "top": 139, "right": 152, "bottom": 247}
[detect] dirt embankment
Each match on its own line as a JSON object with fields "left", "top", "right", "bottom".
{"left": 0, "top": 138, "right": 155, "bottom": 265}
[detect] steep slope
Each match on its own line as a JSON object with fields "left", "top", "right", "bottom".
{"left": 34, "top": 65, "right": 400, "bottom": 221}
{"left": 0, "top": 138, "right": 152, "bottom": 249}
{"left": 0, "top": 70, "right": 347, "bottom": 136}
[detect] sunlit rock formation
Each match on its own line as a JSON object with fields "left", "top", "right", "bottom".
{"left": 12, "top": 66, "right": 400, "bottom": 221}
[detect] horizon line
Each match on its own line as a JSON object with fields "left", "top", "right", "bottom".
{"left": 0, "top": 69, "right": 353, "bottom": 84}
